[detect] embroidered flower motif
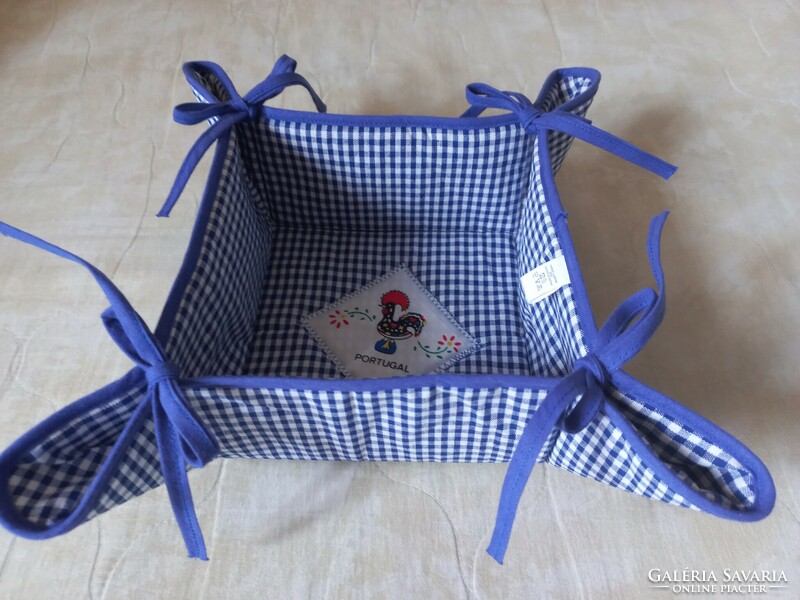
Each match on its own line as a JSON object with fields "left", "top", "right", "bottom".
{"left": 437, "top": 335, "right": 461, "bottom": 353}
{"left": 415, "top": 334, "right": 462, "bottom": 359}
{"left": 329, "top": 310, "right": 350, "bottom": 328}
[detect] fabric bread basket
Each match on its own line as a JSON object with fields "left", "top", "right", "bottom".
{"left": 0, "top": 55, "right": 775, "bottom": 562}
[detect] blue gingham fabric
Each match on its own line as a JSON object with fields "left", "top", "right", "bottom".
{"left": 612, "top": 391, "right": 755, "bottom": 510}
{"left": 516, "top": 134, "right": 585, "bottom": 378}
{"left": 164, "top": 136, "right": 271, "bottom": 378}
{"left": 189, "top": 384, "right": 549, "bottom": 462}
{"left": 9, "top": 376, "right": 760, "bottom": 528}
{"left": 0, "top": 60, "right": 771, "bottom": 554}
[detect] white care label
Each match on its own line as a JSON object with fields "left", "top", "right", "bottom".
{"left": 303, "top": 265, "right": 479, "bottom": 378}
{"left": 520, "top": 255, "right": 571, "bottom": 303}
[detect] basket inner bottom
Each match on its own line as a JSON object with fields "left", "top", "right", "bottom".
{"left": 244, "top": 227, "right": 533, "bottom": 378}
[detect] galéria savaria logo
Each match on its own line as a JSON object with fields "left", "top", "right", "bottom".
{"left": 648, "top": 568, "right": 789, "bottom": 595}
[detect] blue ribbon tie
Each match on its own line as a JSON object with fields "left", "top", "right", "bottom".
{"left": 158, "top": 55, "right": 326, "bottom": 217}
{"left": 0, "top": 222, "right": 218, "bottom": 560}
{"left": 486, "top": 211, "right": 670, "bottom": 564}
{"left": 464, "top": 83, "right": 677, "bottom": 180}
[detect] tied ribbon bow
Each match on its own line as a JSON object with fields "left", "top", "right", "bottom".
{"left": 487, "top": 211, "right": 670, "bottom": 564}
{"left": 464, "top": 83, "right": 677, "bottom": 180}
{"left": 0, "top": 223, "right": 218, "bottom": 560}
{"left": 158, "top": 55, "right": 327, "bottom": 217}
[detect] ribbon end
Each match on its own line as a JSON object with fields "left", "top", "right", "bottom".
{"left": 184, "top": 525, "right": 209, "bottom": 560}
{"left": 661, "top": 163, "right": 678, "bottom": 180}
{"left": 157, "top": 195, "right": 178, "bottom": 218}
{"left": 486, "top": 517, "right": 513, "bottom": 565}
{"left": 177, "top": 514, "right": 210, "bottom": 561}
{"left": 651, "top": 210, "right": 670, "bottom": 233}
{"left": 486, "top": 540, "right": 507, "bottom": 565}
{"left": 272, "top": 54, "right": 298, "bottom": 76}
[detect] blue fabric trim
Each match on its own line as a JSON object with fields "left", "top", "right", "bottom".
{"left": 185, "top": 372, "right": 559, "bottom": 392}
{"left": 261, "top": 106, "right": 519, "bottom": 129}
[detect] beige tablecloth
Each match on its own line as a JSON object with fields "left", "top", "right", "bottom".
{"left": 0, "top": 2, "right": 797, "bottom": 598}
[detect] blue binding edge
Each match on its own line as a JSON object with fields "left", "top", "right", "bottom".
{"left": 183, "top": 372, "right": 558, "bottom": 392}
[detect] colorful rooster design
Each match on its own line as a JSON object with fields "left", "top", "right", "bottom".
{"left": 374, "top": 290, "right": 426, "bottom": 355}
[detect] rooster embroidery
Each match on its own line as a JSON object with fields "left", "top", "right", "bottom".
{"left": 374, "top": 290, "right": 426, "bottom": 355}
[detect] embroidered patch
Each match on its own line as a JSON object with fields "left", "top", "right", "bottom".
{"left": 302, "top": 265, "right": 480, "bottom": 378}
